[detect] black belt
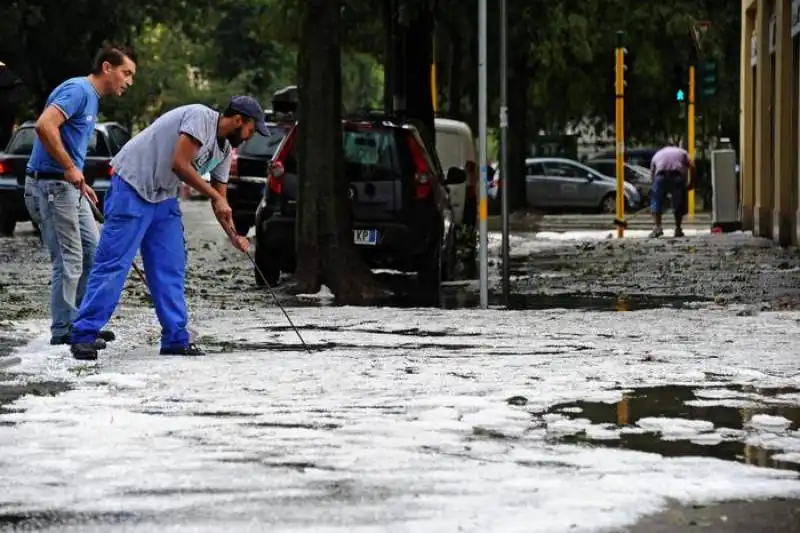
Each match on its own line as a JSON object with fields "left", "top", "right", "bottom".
{"left": 26, "top": 171, "right": 66, "bottom": 181}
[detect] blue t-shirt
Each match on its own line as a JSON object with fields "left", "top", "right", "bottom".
{"left": 27, "top": 77, "right": 100, "bottom": 174}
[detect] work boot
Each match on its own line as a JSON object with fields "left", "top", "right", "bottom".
{"left": 97, "top": 330, "right": 117, "bottom": 342}
{"left": 160, "top": 343, "right": 205, "bottom": 357}
{"left": 648, "top": 227, "right": 664, "bottom": 238}
{"left": 51, "top": 335, "right": 107, "bottom": 350}
{"left": 51, "top": 329, "right": 115, "bottom": 346}
{"left": 70, "top": 343, "right": 98, "bottom": 361}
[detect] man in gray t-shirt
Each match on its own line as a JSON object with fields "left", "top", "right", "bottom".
{"left": 70, "top": 96, "right": 269, "bottom": 360}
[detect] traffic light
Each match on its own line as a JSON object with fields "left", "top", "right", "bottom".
{"left": 701, "top": 60, "right": 718, "bottom": 97}
{"left": 672, "top": 64, "right": 687, "bottom": 102}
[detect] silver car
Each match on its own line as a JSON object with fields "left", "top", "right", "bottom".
{"left": 525, "top": 157, "right": 642, "bottom": 213}
{"left": 584, "top": 159, "right": 653, "bottom": 201}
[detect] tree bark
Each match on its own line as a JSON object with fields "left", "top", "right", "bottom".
{"left": 289, "top": 0, "right": 387, "bottom": 304}
{"left": 446, "top": 24, "right": 463, "bottom": 119}
{"left": 391, "top": 2, "right": 435, "bottom": 155}
{"left": 506, "top": 57, "right": 529, "bottom": 211}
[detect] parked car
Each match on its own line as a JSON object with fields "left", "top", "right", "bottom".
{"left": 524, "top": 157, "right": 642, "bottom": 213}
{"left": 589, "top": 147, "right": 661, "bottom": 169}
{"left": 227, "top": 86, "right": 298, "bottom": 236}
{"left": 0, "top": 121, "right": 130, "bottom": 236}
{"left": 227, "top": 120, "right": 294, "bottom": 236}
{"left": 584, "top": 159, "right": 653, "bottom": 201}
{"left": 434, "top": 117, "right": 474, "bottom": 228}
{"left": 253, "top": 112, "right": 464, "bottom": 288}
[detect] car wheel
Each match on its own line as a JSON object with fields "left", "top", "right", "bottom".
{"left": 599, "top": 194, "right": 616, "bottom": 214}
{"left": 0, "top": 208, "right": 15, "bottom": 237}
{"left": 254, "top": 241, "right": 281, "bottom": 287}
{"left": 234, "top": 218, "right": 252, "bottom": 237}
{"left": 418, "top": 227, "right": 443, "bottom": 290}
{"left": 442, "top": 228, "right": 457, "bottom": 282}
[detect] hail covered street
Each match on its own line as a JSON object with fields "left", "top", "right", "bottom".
{"left": 2, "top": 200, "right": 800, "bottom": 532}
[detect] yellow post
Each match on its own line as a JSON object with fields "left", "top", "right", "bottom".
{"left": 615, "top": 31, "right": 625, "bottom": 238}
{"left": 687, "top": 63, "right": 696, "bottom": 220}
{"left": 616, "top": 395, "right": 630, "bottom": 426}
{"left": 430, "top": 36, "right": 438, "bottom": 113}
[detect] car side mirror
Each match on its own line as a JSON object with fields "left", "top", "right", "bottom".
{"left": 585, "top": 173, "right": 595, "bottom": 181}
{"left": 445, "top": 166, "right": 468, "bottom": 185}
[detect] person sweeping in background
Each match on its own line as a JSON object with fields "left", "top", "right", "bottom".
{"left": 648, "top": 144, "right": 696, "bottom": 238}
{"left": 70, "top": 96, "right": 268, "bottom": 361}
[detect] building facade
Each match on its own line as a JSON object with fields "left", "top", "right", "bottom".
{"left": 740, "top": 0, "right": 800, "bottom": 245}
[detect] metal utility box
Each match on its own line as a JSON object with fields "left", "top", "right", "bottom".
{"left": 710, "top": 148, "right": 741, "bottom": 232}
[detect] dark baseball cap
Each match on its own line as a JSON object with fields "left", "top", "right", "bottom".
{"left": 228, "top": 95, "right": 270, "bottom": 136}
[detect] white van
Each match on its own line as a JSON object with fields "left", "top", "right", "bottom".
{"left": 435, "top": 118, "right": 476, "bottom": 226}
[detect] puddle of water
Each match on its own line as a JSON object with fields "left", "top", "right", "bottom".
{"left": 547, "top": 385, "right": 800, "bottom": 473}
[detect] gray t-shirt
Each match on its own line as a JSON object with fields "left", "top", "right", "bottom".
{"left": 111, "top": 104, "right": 232, "bottom": 203}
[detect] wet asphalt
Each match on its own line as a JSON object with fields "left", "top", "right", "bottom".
{"left": 3, "top": 203, "right": 800, "bottom": 532}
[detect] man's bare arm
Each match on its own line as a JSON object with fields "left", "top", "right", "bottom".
{"left": 211, "top": 180, "right": 227, "bottom": 199}
{"left": 35, "top": 107, "right": 76, "bottom": 172}
{"left": 172, "top": 134, "right": 225, "bottom": 202}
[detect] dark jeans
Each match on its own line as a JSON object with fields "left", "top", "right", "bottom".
{"left": 650, "top": 170, "right": 688, "bottom": 217}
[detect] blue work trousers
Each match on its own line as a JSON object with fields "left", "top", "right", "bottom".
{"left": 71, "top": 175, "right": 190, "bottom": 349}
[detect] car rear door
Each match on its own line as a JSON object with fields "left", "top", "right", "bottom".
{"left": 344, "top": 125, "right": 405, "bottom": 223}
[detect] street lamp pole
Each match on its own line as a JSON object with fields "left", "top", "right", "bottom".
{"left": 499, "top": 0, "right": 509, "bottom": 305}
{"left": 478, "top": 0, "right": 488, "bottom": 308}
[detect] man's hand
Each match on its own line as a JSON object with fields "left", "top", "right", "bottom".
{"left": 211, "top": 195, "right": 236, "bottom": 234}
{"left": 229, "top": 234, "right": 250, "bottom": 253}
{"left": 64, "top": 166, "right": 85, "bottom": 189}
{"left": 81, "top": 183, "right": 98, "bottom": 205}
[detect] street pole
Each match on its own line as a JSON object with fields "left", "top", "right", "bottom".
{"left": 615, "top": 31, "right": 625, "bottom": 239}
{"left": 478, "top": 0, "right": 488, "bottom": 309}
{"left": 687, "top": 48, "right": 696, "bottom": 221}
{"left": 430, "top": 29, "right": 438, "bottom": 114}
{"left": 499, "top": 0, "right": 509, "bottom": 305}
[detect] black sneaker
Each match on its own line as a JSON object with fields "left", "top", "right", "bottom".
{"left": 674, "top": 228, "right": 685, "bottom": 238}
{"left": 648, "top": 227, "right": 664, "bottom": 238}
{"left": 160, "top": 343, "right": 205, "bottom": 356}
{"left": 98, "top": 330, "right": 116, "bottom": 342}
{"left": 51, "top": 335, "right": 107, "bottom": 350}
{"left": 71, "top": 343, "right": 98, "bottom": 361}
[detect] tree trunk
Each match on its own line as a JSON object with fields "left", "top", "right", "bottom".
{"left": 289, "top": 0, "right": 387, "bottom": 304}
{"left": 506, "top": 58, "right": 529, "bottom": 211}
{"left": 391, "top": 3, "right": 435, "bottom": 155}
{"left": 382, "top": 0, "right": 395, "bottom": 112}
{"left": 447, "top": 25, "right": 463, "bottom": 119}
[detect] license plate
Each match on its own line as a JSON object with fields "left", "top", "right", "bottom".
{"left": 353, "top": 229, "right": 378, "bottom": 245}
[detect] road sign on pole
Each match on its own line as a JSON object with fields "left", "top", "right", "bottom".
{"left": 478, "top": 0, "right": 488, "bottom": 309}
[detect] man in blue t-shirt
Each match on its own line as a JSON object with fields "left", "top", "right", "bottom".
{"left": 25, "top": 44, "right": 137, "bottom": 347}
{"left": 69, "top": 97, "right": 265, "bottom": 361}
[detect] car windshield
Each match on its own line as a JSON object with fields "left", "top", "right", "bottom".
{"left": 5, "top": 127, "right": 105, "bottom": 156}
{"left": 5, "top": 127, "right": 36, "bottom": 154}
{"left": 237, "top": 127, "right": 288, "bottom": 157}
{"left": 628, "top": 164, "right": 652, "bottom": 179}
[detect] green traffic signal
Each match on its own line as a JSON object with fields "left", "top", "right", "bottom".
{"left": 702, "top": 60, "right": 718, "bottom": 97}
{"left": 676, "top": 89, "right": 685, "bottom": 102}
